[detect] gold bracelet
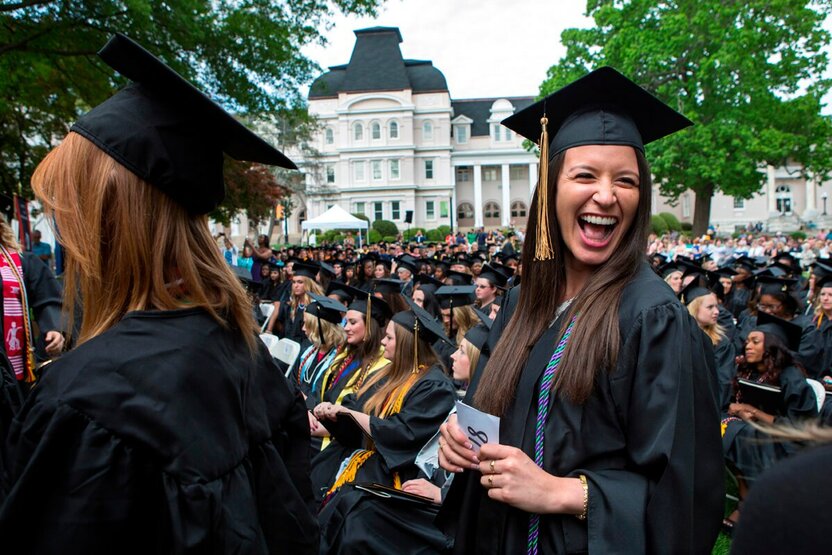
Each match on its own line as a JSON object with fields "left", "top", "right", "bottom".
{"left": 576, "top": 474, "right": 588, "bottom": 521}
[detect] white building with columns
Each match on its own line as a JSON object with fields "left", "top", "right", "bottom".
{"left": 293, "top": 27, "right": 538, "bottom": 236}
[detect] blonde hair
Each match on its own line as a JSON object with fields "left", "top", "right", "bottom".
{"left": 0, "top": 215, "right": 20, "bottom": 251}
{"left": 361, "top": 321, "right": 438, "bottom": 417}
{"left": 303, "top": 311, "right": 345, "bottom": 351}
{"left": 459, "top": 338, "right": 481, "bottom": 384}
{"left": 291, "top": 276, "right": 323, "bottom": 312}
{"left": 31, "top": 132, "right": 258, "bottom": 349}
{"left": 687, "top": 294, "right": 725, "bottom": 345}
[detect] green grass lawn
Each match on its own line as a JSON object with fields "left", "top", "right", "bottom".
{"left": 712, "top": 469, "right": 739, "bottom": 554}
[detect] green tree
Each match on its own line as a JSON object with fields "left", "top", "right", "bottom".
{"left": 0, "top": 0, "right": 380, "bottom": 206}
{"left": 540, "top": 0, "right": 832, "bottom": 235}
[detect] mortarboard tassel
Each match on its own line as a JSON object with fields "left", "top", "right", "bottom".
{"left": 365, "top": 289, "right": 373, "bottom": 341}
{"left": 534, "top": 115, "right": 554, "bottom": 261}
{"left": 413, "top": 318, "right": 419, "bottom": 373}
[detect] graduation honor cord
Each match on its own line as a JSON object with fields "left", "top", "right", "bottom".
{"left": 527, "top": 315, "right": 577, "bottom": 555}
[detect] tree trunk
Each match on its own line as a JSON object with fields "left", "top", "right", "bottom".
{"left": 692, "top": 183, "right": 714, "bottom": 237}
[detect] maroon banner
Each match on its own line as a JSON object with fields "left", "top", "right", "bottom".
{"left": 14, "top": 195, "right": 31, "bottom": 251}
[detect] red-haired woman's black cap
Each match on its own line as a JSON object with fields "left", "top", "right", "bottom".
{"left": 71, "top": 33, "right": 295, "bottom": 215}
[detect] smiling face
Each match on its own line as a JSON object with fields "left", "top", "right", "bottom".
{"left": 821, "top": 286, "right": 832, "bottom": 313}
{"left": 344, "top": 309, "right": 366, "bottom": 345}
{"left": 556, "top": 145, "right": 640, "bottom": 271}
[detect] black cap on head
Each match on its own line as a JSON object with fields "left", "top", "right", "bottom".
{"left": 318, "top": 262, "right": 336, "bottom": 279}
{"left": 373, "top": 278, "right": 405, "bottom": 295}
{"left": 392, "top": 297, "right": 453, "bottom": 346}
{"left": 502, "top": 67, "right": 693, "bottom": 157}
{"left": 306, "top": 294, "right": 345, "bottom": 324}
{"left": 395, "top": 256, "right": 419, "bottom": 275}
{"left": 446, "top": 270, "right": 474, "bottom": 286}
{"left": 416, "top": 274, "right": 444, "bottom": 289}
{"left": 732, "top": 256, "right": 757, "bottom": 272}
{"left": 347, "top": 296, "right": 392, "bottom": 328}
{"left": 71, "top": 34, "right": 295, "bottom": 215}
{"left": 326, "top": 281, "right": 364, "bottom": 305}
{"left": 814, "top": 262, "right": 832, "bottom": 290}
{"left": 658, "top": 262, "right": 683, "bottom": 279}
{"left": 477, "top": 264, "right": 509, "bottom": 288}
{"left": 753, "top": 312, "right": 802, "bottom": 352}
{"left": 436, "top": 285, "right": 476, "bottom": 309}
{"left": 679, "top": 280, "right": 713, "bottom": 306}
{"left": 292, "top": 262, "right": 319, "bottom": 280}
{"left": 756, "top": 275, "right": 798, "bottom": 297}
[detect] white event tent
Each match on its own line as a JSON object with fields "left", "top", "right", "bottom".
{"left": 301, "top": 205, "right": 368, "bottom": 246}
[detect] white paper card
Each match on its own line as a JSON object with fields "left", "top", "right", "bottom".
{"left": 454, "top": 401, "right": 500, "bottom": 453}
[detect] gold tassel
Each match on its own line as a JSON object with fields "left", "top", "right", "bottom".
{"left": 365, "top": 292, "right": 372, "bottom": 341}
{"left": 413, "top": 319, "right": 419, "bottom": 373}
{"left": 535, "top": 115, "right": 554, "bottom": 261}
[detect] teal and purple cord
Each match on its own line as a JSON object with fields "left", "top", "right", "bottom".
{"left": 527, "top": 315, "right": 577, "bottom": 555}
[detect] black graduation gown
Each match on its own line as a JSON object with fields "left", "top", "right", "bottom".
{"left": 731, "top": 443, "right": 832, "bottom": 555}
{"left": 814, "top": 315, "right": 832, "bottom": 377}
{"left": 725, "top": 286, "right": 751, "bottom": 319}
{"left": 312, "top": 366, "right": 456, "bottom": 503}
{"left": 0, "top": 308, "right": 319, "bottom": 555}
{"left": 441, "top": 262, "right": 724, "bottom": 554}
{"left": 717, "top": 304, "right": 737, "bottom": 342}
{"left": 722, "top": 365, "right": 818, "bottom": 480}
{"left": 277, "top": 301, "right": 308, "bottom": 346}
{"left": 714, "top": 336, "right": 737, "bottom": 410}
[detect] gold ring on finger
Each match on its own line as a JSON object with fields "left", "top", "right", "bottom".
{"left": 489, "top": 460, "right": 495, "bottom": 473}
{"left": 488, "top": 476, "right": 493, "bottom": 487}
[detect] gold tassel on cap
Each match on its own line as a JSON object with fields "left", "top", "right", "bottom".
{"left": 412, "top": 318, "right": 419, "bottom": 373}
{"left": 365, "top": 292, "right": 372, "bottom": 340}
{"left": 534, "top": 114, "right": 554, "bottom": 261}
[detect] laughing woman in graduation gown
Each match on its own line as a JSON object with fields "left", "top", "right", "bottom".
{"left": 438, "top": 68, "right": 724, "bottom": 554}
{"left": 312, "top": 302, "right": 456, "bottom": 553}
{"left": 0, "top": 34, "right": 318, "bottom": 554}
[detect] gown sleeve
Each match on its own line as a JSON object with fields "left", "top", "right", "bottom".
{"left": 578, "top": 302, "right": 724, "bottom": 554}
{"left": 777, "top": 366, "right": 818, "bottom": 423}
{"left": 369, "top": 372, "right": 456, "bottom": 471}
{"left": 0, "top": 397, "right": 159, "bottom": 554}
{"left": 793, "top": 317, "right": 824, "bottom": 379}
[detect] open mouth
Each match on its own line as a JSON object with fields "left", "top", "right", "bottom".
{"left": 577, "top": 214, "right": 619, "bottom": 247}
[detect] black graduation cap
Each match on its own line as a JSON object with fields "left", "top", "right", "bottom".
{"left": 373, "top": 278, "right": 405, "bottom": 295}
{"left": 318, "top": 262, "right": 336, "bottom": 279}
{"left": 756, "top": 275, "right": 798, "bottom": 296}
{"left": 374, "top": 258, "right": 393, "bottom": 272}
{"left": 347, "top": 295, "right": 392, "bottom": 328}
{"left": 392, "top": 297, "right": 453, "bottom": 346}
{"left": 306, "top": 294, "right": 345, "bottom": 324}
{"left": 231, "top": 265, "right": 256, "bottom": 292}
{"left": 773, "top": 252, "right": 801, "bottom": 271}
{"left": 713, "top": 266, "right": 738, "bottom": 279}
{"left": 813, "top": 262, "right": 832, "bottom": 290}
{"left": 679, "top": 280, "right": 713, "bottom": 306}
{"left": 463, "top": 308, "right": 493, "bottom": 356}
{"left": 292, "top": 262, "right": 319, "bottom": 280}
{"left": 71, "top": 34, "right": 295, "bottom": 215}
{"left": 658, "top": 261, "right": 683, "bottom": 279}
{"left": 416, "top": 273, "right": 444, "bottom": 289}
{"left": 435, "top": 285, "right": 476, "bottom": 309}
{"left": 395, "top": 256, "right": 419, "bottom": 275}
{"left": 732, "top": 256, "right": 758, "bottom": 272}
{"left": 452, "top": 256, "right": 472, "bottom": 268}
{"left": 477, "top": 263, "right": 509, "bottom": 288}
{"left": 326, "top": 281, "right": 364, "bottom": 305}
{"left": 503, "top": 67, "right": 692, "bottom": 156}
{"left": 446, "top": 270, "right": 474, "bottom": 286}
{"left": 753, "top": 312, "right": 802, "bottom": 352}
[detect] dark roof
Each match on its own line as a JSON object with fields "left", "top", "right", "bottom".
{"left": 309, "top": 27, "right": 448, "bottom": 99}
{"left": 451, "top": 97, "right": 536, "bottom": 136}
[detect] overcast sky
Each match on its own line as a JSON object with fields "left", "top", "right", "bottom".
{"left": 302, "top": 0, "right": 591, "bottom": 99}
{"left": 302, "top": 0, "right": 831, "bottom": 111}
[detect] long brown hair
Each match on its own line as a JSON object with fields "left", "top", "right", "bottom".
{"left": 475, "top": 149, "right": 652, "bottom": 414}
{"left": 31, "top": 132, "right": 258, "bottom": 349}
{"left": 0, "top": 215, "right": 20, "bottom": 251}
{"left": 361, "top": 321, "right": 439, "bottom": 416}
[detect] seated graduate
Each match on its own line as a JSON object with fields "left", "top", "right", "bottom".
{"left": 474, "top": 264, "right": 509, "bottom": 313}
{"left": 307, "top": 294, "right": 392, "bottom": 455}
{"left": 289, "top": 294, "right": 346, "bottom": 406}
{"left": 412, "top": 274, "right": 444, "bottom": 319}
{"left": 722, "top": 312, "right": 818, "bottom": 531}
{"left": 450, "top": 310, "right": 492, "bottom": 399}
{"left": 275, "top": 261, "right": 323, "bottom": 346}
{"left": 373, "top": 277, "right": 410, "bottom": 314}
{"left": 313, "top": 300, "right": 457, "bottom": 553}
{"left": 809, "top": 263, "right": 832, "bottom": 382}
{"left": 0, "top": 34, "right": 318, "bottom": 553}
{"left": 681, "top": 280, "right": 736, "bottom": 409}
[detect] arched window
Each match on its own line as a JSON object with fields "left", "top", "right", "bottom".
{"left": 484, "top": 201, "right": 500, "bottom": 219}
{"left": 371, "top": 122, "right": 381, "bottom": 140}
{"left": 353, "top": 123, "right": 363, "bottom": 141}
{"left": 510, "top": 201, "right": 527, "bottom": 218}
{"left": 458, "top": 203, "right": 474, "bottom": 220}
{"left": 389, "top": 121, "right": 399, "bottom": 139}
{"left": 775, "top": 185, "right": 792, "bottom": 214}
{"left": 324, "top": 127, "right": 334, "bottom": 145}
{"left": 423, "top": 121, "right": 433, "bottom": 140}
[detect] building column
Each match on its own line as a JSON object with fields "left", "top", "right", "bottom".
{"left": 766, "top": 165, "right": 777, "bottom": 214}
{"left": 450, "top": 168, "right": 457, "bottom": 232}
{"left": 529, "top": 162, "right": 538, "bottom": 196}
{"left": 805, "top": 171, "right": 817, "bottom": 212}
{"left": 501, "top": 164, "right": 511, "bottom": 227}
{"left": 473, "top": 164, "right": 484, "bottom": 227}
